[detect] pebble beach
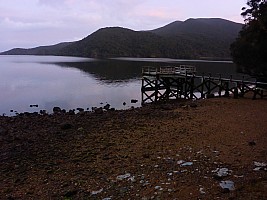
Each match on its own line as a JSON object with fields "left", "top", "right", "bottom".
{"left": 0, "top": 96, "right": 266, "bottom": 199}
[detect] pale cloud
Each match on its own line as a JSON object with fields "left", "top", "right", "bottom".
{"left": 1, "top": 17, "right": 63, "bottom": 30}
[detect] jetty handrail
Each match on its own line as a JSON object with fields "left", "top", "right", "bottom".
{"left": 160, "top": 66, "right": 176, "bottom": 74}
{"left": 175, "top": 65, "right": 196, "bottom": 74}
{"left": 142, "top": 66, "right": 157, "bottom": 74}
{"left": 142, "top": 66, "right": 267, "bottom": 87}
{"left": 143, "top": 65, "right": 197, "bottom": 75}
{"left": 192, "top": 74, "right": 267, "bottom": 86}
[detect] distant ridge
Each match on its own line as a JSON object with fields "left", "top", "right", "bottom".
{"left": 0, "top": 18, "right": 243, "bottom": 59}
{"left": 1, "top": 42, "right": 73, "bottom": 56}
{"left": 151, "top": 18, "right": 242, "bottom": 39}
{"left": 149, "top": 20, "right": 183, "bottom": 36}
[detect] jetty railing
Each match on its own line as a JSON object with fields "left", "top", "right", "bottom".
{"left": 141, "top": 66, "right": 267, "bottom": 104}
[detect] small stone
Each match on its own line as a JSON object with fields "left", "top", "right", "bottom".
{"left": 77, "top": 127, "right": 84, "bottom": 132}
{"left": 129, "top": 176, "right": 136, "bottom": 182}
{"left": 104, "top": 104, "right": 111, "bottom": 110}
{"left": 94, "top": 107, "right": 103, "bottom": 114}
{"left": 30, "top": 104, "right": 38, "bottom": 108}
{"left": 68, "top": 109, "right": 75, "bottom": 115}
{"left": 131, "top": 99, "right": 138, "bottom": 103}
{"left": 177, "top": 160, "right": 185, "bottom": 165}
{"left": 76, "top": 108, "right": 84, "bottom": 112}
{"left": 248, "top": 141, "right": 256, "bottom": 146}
{"left": 53, "top": 106, "right": 61, "bottom": 113}
{"left": 40, "top": 110, "right": 47, "bottom": 115}
{"left": 212, "top": 168, "right": 230, "bottom": 178}
{"left": 253, "top": 167, "right": 261, "bottom": 171}
{"left": 254, "top": 161, "right": 267, "bottom": 167}
{"left": 219, "top": 180, "right": 235, "bottom": 191}
{"left": 91, "top": 188, "right": 103, "bottom": 195}
{"left": 234, "top": 175, "right": 244, "bottom": 178}
{"left": 116, "top": 173, "right": 131, "bottom": 181}
{"left": 155, "top": 186, "right": 161, "bottom": 190}
{"left": 181, "top": 162, "right": 193, "bottom": 166}
{"left": 199, "top": 187, "right": 205, "bottom": 194}
{"left": 60, "top": 123, "right": 73, "bottom": 130}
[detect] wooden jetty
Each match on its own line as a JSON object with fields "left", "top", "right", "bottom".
{"left": 141, "top": 66, "right": 267, "bottom": 104}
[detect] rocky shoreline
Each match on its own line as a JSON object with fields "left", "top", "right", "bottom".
{"left": 0, "top": 97, "right": 266, "bottom": 199}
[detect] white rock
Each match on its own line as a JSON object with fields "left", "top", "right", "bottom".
{"left": 219, "top": 180, "right": 235, "bottom": 191}
{"left": 129, "top": 176, "right": 136, "bottom": 182}
{"left": 91, "top": 188, "right": 103, "bottom": 195}
{"left": 116, "top": 173, "right": 131, "bottom": 180}
{"left": 181, "top": 162, "right": 193, "bottom": 166}
{"left": 155, "top": 186, "right": 161, "bottom": 190}
{"left": 253, "top": 167, "right": 262, "bottom": 171}
{"left": 254, "top": 161, "right": 267, "bottom": 167}
{"left": 212, "top": 168, "right": 230, "bottom": 177}
{"left": 199, "top": 187, "right": 205, "bottom": 194}
{"left": 177, "top": 160, "right": 184, "bottom": 164}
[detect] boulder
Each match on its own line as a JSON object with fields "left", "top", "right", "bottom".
{"left": 103, "top": 104, "right": 110, "bottom": 110}
{"left": 53, "top": 107, "right": 61, "bottom": 113}
{"left": 94, "top": 107, "right": 103, "bottom": 114}
{"left": 131, "top": 99, "right": 138, "bottom": 103}
{"left": 76, "top": 108, "right": 84, "bottom": 112}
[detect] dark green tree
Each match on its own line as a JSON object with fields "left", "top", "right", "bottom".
{"left": 230, "top": 0, "right": 267, "bottom": 81}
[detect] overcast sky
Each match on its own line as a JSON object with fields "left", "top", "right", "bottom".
{"left": 0, "top": 0, "right": 247, "bottom": 52}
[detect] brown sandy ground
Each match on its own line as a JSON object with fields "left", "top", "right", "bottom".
{"left": 0, "top": 96, "right": 266, "bottom": 200}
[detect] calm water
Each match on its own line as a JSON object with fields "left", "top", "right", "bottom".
{"left": 0, "top": 55, "right": 249, "bottom": 115}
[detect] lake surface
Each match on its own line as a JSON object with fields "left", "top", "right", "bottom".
{"left": 0, "top": 55, "right": 250, "bottom": 115}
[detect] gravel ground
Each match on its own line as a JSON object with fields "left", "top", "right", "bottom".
{"left": 0, "top": 96, "right": 266, "bottom": 199}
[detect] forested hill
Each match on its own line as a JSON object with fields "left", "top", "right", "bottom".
{"left": 0, "top": 18, "right": 243, "bottom": 59}
{"left": 1, "top": 42, "right": 73, "bottom": 56}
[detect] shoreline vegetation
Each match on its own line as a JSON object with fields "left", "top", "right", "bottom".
{"left": 0, "top": 95, "right": 266, "bottom": 199}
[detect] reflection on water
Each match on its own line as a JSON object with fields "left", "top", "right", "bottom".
{"left": 0, "top": 55, "right": 250, "bottom": 115}
{"left": 59, "top": 57, "right": 251, "bottom": 81}
{"left": 57, "top": 60, "right": 144, "bottom": 84}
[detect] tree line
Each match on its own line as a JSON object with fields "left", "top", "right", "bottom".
{"left": 231, "top": 0, "right": 267, "bottom": 81}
